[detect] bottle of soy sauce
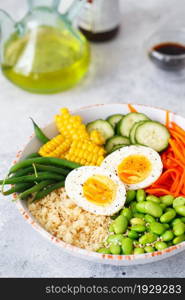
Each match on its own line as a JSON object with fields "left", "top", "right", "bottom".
{"left": 78, "top": 0, "right": 120, "bottom": 42}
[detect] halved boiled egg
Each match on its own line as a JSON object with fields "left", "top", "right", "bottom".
{"left": 65, "top": 166, "right": 126, "bottom": 216}
{"left": 101, "top": 145, "right": 163, "bottom": 190}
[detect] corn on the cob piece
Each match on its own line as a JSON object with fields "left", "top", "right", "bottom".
{"left": 39, "top": 134, "right": 71, "bottom": 158}
{"left": 55, "top": 108, "right": 89, "bottom": 140}
{"left": 64, "top": 139, "right": 106, "bottom": 166}
{"left": 89, "top": 130, "right": 105, "bottom": 145}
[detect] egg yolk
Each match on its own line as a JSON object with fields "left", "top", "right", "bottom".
{"left": 83, "top": 175, "right": 117, "bottom": 206}
{"left": 117, "top": 155, "right": 152, "bottom": 184}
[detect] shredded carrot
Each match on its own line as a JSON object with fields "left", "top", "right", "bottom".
{"left": 128, "top": 104, "right": 137, "bottom": 113}
{"left": 146, "top": 120, "right": 185, "bottom": 197}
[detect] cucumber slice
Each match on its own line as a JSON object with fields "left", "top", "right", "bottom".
{"left": 130, "top": 121, "right": 147, "bottom": 144}
{"left": 135, "top": 121, "right": 170, "bottom": 152}
{"left": 86, "top": 119, "right": 114, "bottom": 141}
{"left": 105, "top": 136, "right": 130, "bottom": 153}
{"left": 106, "top": 114, "right": 124, "bottom": 128}
{"left": 110, "top": 144, "right": 127, "bottom": 153}
{"left": 116, "top": 113, "right": 149, "bottom": 137}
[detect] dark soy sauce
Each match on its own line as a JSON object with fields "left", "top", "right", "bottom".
{"left": 149, "top": 42, "right": 185, "bottom": 71}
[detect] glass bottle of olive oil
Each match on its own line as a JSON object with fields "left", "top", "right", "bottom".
{"left": 0, "top": 0, "right": 90, "bottom": 94}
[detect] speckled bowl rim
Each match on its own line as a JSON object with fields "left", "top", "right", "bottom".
{"left": 13, "top": 103, "right": 185, "bottom": 264}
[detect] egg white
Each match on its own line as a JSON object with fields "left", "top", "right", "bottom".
{"left": 101, "top": 145, "right": 163, "bottom": 190}
{"left": 65, "top": 166, "right": 126, "bottom": 216}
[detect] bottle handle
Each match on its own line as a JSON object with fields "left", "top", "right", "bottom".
{"left": 65, "top": 0, "right": 86, "bottom": 23}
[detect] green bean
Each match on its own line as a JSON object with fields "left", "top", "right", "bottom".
{"left": 34, "top": 164, "right": 69, "bottom": 175}
{"left": 144, "top": 214, "right": 155, "bottom": 224}
{"left": 19, "top": 180, "right": 55, "bottom": 200}
{"left": 144, "top": 246, "right": 155, "bottom": 253}
{"left": 175, "top": 206, "right": 185, "bottom": 217}
{"left": 173, "top": 196, "right": 185, "bottom": 208}
{"left": 31, "top": 118, "right": 50, "bottom": 144}
{"left": 108, "top": 224, "right": 114, "bottom": 233}
{"left": 146, "top": 195, "right": 160, "bottom": 203}
{"left": 130, "top": 218, "right": 145, "bottom": 226}
{"left": 155, "top": 241, "right": 168, "bottom": 251}
{"left": 107, "top": 234, "right": 124, "bottom": 245}
{"left": 134, "top": 248, "right": 144, "bottom": 254}
{"left": 9, "top": 157, "right": 81, "bottom": 174}
{"left": 136, "top": 189, "right": 146, "bottom": 202}
{"left": 161, "top": 230, "right": 174, "bottom": 242}
{"left": 160, "top": 195, "right": 174, "bottom": 206}
{"left": 173, "top": 234, "right": 185, "bottom": 245}
{"left": 139, "top": 233, "right": 157, "bottom": 245}
{"left": 11, "top": 167, "right": 36, "bottom": 178}
{"left": 150, "top": 222, "right": 166, "bottom": 235}
{"left": 128, "top": 230, "right": 139, "bottom": 239}
{"left": 121, "top": 238, "right": 133, "bottom": 255}
{"left": 173, "top": 223, "right": 185, "bottom": 236}
{"left": 126, "top": 190, "right": 136, "bottom": 204}
{"left": 120, "top": 208, "right": 132, "bottom": 220}
{"left": 33, "top": 181, "right": 65, "bottom": 201}
{"left": 110, "top": 244, "right": 121, "bottom": 255}
{"left": 97, "top": 248, "right": 111, "bottom": 254}
{"left": 25, "top": 153, "right": 41, "bottom": 159}
{"left": 131, "top": 224, "right": 146, "bottom": 232}
{"left": 160, "top": 209, "right": 176, "bottom": 223}
{"left": 113, "top": 215, "right": 128, "bottom": 234}
{"left": 2, "top": 183, "right": 33, "bottom": 196}
{"left": 0, "top": 172, "right": 64, "bottom": 185}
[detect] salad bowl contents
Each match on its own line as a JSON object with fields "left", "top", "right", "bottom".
{"left": 1, "top": 103, "right": 185, "bottom": 265}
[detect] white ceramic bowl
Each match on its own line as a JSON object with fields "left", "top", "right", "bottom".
{"left": 15, "top": 103, "right": 185, "bottom": 266}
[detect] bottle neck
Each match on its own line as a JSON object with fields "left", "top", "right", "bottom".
{"left": 28, "top": 0, "right": 60, "bottom": 10}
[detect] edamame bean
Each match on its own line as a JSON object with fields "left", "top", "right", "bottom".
{"left": 161, "top": 230, "right": 174, "bottom": 242}
{"left": 128, "top": 230, "right": 139, "bottom": 239}
{"left": 130, "top": 218, "right": 145, "bottom": 226}
{"left": 97, "top": 248, "right": 111, "bottom": 254}
{"left": 131, "top": 225, "right": 146, "bottom": 232}
{"left": 150, "top": 222, "right": 166, "bottom": 235}
{"left": 113, "top": 215, "right": 128, "bottom": 234}
{"left": 133, "top": 213, "right": 145, "bottom": 219}
{"left": 134, "top": 248, "right": 145, "bottom": 254}
{"left": 146, "top": 195, "right": 160, "bottom": 203}
{"left": 144, "top": 214, "right": 155, "bottom": 224}
{"left": 106, "top": 234, "right": 124, "bottom": 245}
{"left": 174, "top": 206, "right": 185, "bottom": 217}
{"left": 136, "top": 202, "right": 146, "bottom": 213}
{"left": 160, "top": 209, "right": 176, "bottom": 223}
{"left": 180, "top": 217, "right": 185, "bottom": 223}
{"left": 155, "top": 241, "right": 168, "bottom": 250}
{"left": 108, "top": 224, "right": 114, "bottom": 232}
{"left": 130, "top": 201, "right": 137, "bottom": 214}
{"left": 173, "top": 223, "right": 185, "bottom": 236}
{"left": 173, "top": 196, "right": 185, "bottom": 208}
{"left": 126, "top": 190, "right": 136, "bottom": 204}
{"left": 110, "top": 244, "right": 121, "bottom": 255}
{"left": 144, "top": 246, "right": 155, "bottom": 253}
{"left": 160, "top": 195, "right": 174, "bottom": 206}
{"left": 145, "top": 201, "right": 163, "bottom": 218}
{"left": 173, "top": 234, "right": 185, "bottom": 245}
{"left": 136, "top": 189, "right": 146, "bottom": 202}
{"left": 167, "top": 242, "right": 173, "bottom": 247}
{"left": 121, "top": 238, "right": 133, "bottom": 255}
{"left": 120, "top": 208, "right": 132, "bottom": 220}
{"left": 171, "top": 218, "right": 182, "bottom": 226}
{"left": 139, "top": 233, "right": 157, "bottom": 245}
{"left": 160, "top": 203, "right": 167, "bottom": 211}
{"left": 163, "top": 223, "right": 170, "bottom": 229}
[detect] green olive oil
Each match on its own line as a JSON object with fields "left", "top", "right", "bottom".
{"left": 2, "top": 26, "right": 90, "bottom": 94}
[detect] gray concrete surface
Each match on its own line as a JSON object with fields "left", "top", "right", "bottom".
{"left": 1, "top": 0, "right": 185, "bottom": 278}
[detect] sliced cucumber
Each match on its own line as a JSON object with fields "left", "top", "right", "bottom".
{"left": 110, "top": 144, "right": 127, "bottom": 153}
{"left": 130, "top": 121, "right": 147, "bottom": 144}
{"left": 105, "top": 136, "right": 130, "bottom": 153}
{"left": 106, "top": 114, "right": 124, "bottom": 128}
{"left": 135, "top": 121, "right": 170, "bottom": 152}
{"left": 116, "top": 113, "right": 149, "bottom": 137}
{"left": 86, "top": 119, "right": 114, "bottom": 141}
